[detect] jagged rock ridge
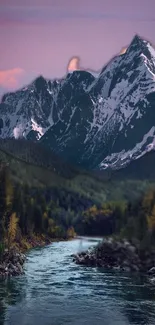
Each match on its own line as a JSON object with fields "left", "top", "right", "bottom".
{"left": 0, "top": 35, "right": 155, "bottom": 169}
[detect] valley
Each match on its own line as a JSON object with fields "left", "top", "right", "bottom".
{"left": 0, "top": 33, "right": 155, "bottom": 325}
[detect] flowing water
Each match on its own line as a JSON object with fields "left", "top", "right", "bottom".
{"left": 0, "top": 237, "right": 155, "bottom": 325}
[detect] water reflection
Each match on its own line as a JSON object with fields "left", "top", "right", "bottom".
{"left": 0, "top": 299, "right": 5, "bottom": 325}
{"left": 96, "top": 268, "right": 155, "bottom": 325}
{"left": 0, "top": 276, "right": 26, "bottom": 325}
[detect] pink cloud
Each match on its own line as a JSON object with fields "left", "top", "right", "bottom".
{"left": 67, "top": 57, "right": 80, "bottom": 72}
{"left": 0, "top": 68, "right": 25, "bottom": 89}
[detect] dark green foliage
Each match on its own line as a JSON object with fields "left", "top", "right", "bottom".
{"left": 0, "top": 138, "right": 78, "bottom": 179}
{"left": 0, "top": 141, "right": 155, "bottom": 248}
{"left": 112, "top": 191, "right": 155, "bottom": 247}
{"left": 0, "top": 242, "right": 4, "bottom": 260}
{"left": 0, "top": 160, "right": 155, "bottom": 248}
{"left": 0, "top": 163, "right": 97, "bottom": 244}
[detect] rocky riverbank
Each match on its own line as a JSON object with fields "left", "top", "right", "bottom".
{"left": 73, "top": 237, "right": 155, "bottom": 279}
{"left": 0, "top": 234, "right": 75, "bottom": 278}
{"left": 0, "top": 248, "right": 26, "bottom": 277}
{"left": 0, "top": 235, "right": 52, "bottom": 278}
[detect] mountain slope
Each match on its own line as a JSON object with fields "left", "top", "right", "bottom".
{"left": 0, "top": 138, "right": 80, "bottom": 179}
{"left": 96, "top": 149, "right": 155, "bottom": 181}
{"left": 0, "top": 71, "right": 94, "bottom": 141}
{"left": 0, "top": 139, "right": 155, "bottom": 204}
{"left": 1, "top": 35, "right": 155, "bottom": 169}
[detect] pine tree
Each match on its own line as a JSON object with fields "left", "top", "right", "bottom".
{"left": 43, "top": 211, "right": 49, "bottom": 231}
{"left": 0, "top": 165, "right": 13, "bottom": 242}
{"left": 147, "top": 204, "right": 155, "bottom": 232}
{"left": 67, "top": 226, "right": 76, "bottom": 238}
{"left": 8, "top": 212, "right": 18, "bottom": 249}
{"left": 0, "top": 167, "right": 6, "bottom": 240}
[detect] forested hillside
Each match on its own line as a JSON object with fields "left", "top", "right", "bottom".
{"left": 0, "top": 142, "right": 155, "bottom": 255}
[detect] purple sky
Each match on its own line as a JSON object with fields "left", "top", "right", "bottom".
{"left": 0, "top": 0, "right": 155, "bottom": 95}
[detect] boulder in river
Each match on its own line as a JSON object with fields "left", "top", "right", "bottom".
{"left": 73, "top": 238, "right": 155, "bottom": 276}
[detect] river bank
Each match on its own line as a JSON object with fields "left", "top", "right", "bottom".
{"left": 73, "top": 237, "right": 155, "bottom": 280}
{"left": 0, "top": 248, "right": 26, "bottom": 277}
{"left": 1, "top": 237, "right": 155, "bottom": 325}
{"left": 0, "top": 234, "right": 73, "bottom": 278}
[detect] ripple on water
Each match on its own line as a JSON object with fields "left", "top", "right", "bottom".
{"left": 1, "top": 238, "right": 155, "bottom": 325}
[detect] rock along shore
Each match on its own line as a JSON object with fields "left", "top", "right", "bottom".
{"left": 0, "top": 248, "right": 26, "bottom": 278}
{"left": 0, "top": 236, "right": 52, "bottom": 278}
{"left": 0, "top": 234, "right": 74, "bottom": 278}
{"left": 72, "top": 238, "right": 155, "bottom": 281}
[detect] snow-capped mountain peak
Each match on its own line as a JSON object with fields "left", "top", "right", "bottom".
{"left": 0, "top": 35, "right": 155, "bottom": 170}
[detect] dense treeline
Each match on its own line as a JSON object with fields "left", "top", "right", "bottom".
{"left": 1, "top": 161, "right": 155, "bottom": 254}
{"left": 74, "top": 203, "right": 116, "bottom": 236}
{"left": 0, "top": 138, "right": 79, "bottom": 178}
{"left": 118, "top": 190, "right": 155, "bottom": 247}
{"left": 0, "top": 164, "right": 99, "bottom": 252}
{"left": 79, "top": 191, "right": 155, "bottom": 247}
{"left": 0, "top": 163, "right": 119, "bottom": 251}
{"left": 0, "top": 165, "right": 77, "bottom": 251}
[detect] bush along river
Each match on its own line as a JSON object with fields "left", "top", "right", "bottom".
{"left": 0, "top": 237, "right": 155, "bottom": 325}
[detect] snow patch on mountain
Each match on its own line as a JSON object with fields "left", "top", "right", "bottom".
{"left": 99, "top": 126, "right": 155, "bottom": 169}
{"left": 31, "top": 119, "right": 45, "bottom": 139}
{"left": 1, "top": 35, "right": 155, "bottom": 170}
{"left": 13, "top": 125, "right": 23, "bottom": 139}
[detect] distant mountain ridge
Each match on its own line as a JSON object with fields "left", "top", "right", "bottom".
{"left": 0, "top": 138, "right": 155, "bottom": 205}
{"left": 0, "top": 138, "right": 78, "bottom": 179}
{"left": 0, "top": 35, "right": 155, "bottom": 170}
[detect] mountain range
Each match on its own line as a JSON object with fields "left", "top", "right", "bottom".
{"left": 0, "top": 34, "right": 155, "bottom": 170}
{"left": 0, "top": 138, "right": 155, "bottom": 206}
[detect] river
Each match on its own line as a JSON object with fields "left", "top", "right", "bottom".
{"left": 0, "top": 237, "right": 155, "bottom": 325}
